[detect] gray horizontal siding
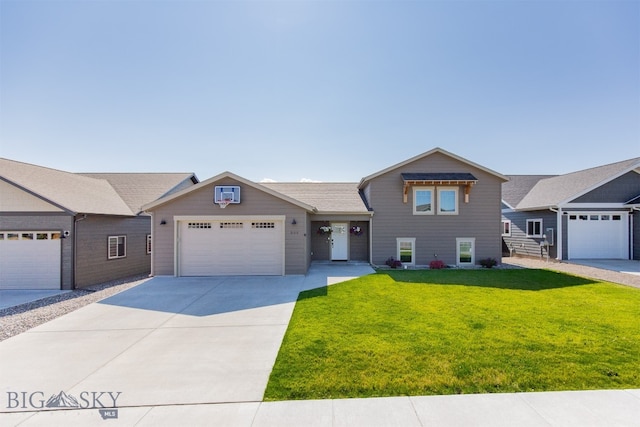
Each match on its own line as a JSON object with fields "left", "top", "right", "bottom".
{"left": 366, "top": 151, "right": 504, "bottom": 266}
{"left": 502, "top": 210, "right": 557, "bottom": 259}
{"left": 75, "top": 215, "right": 150, "bottom": 288}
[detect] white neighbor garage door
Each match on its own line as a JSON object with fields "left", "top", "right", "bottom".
{"left": 178, "top": 217, "right": 284, "bottom": 276}
{"left": 0, "top": 231, "right": 61, "bottom": 289}
{"left": 568, "top": 213, "right": 629, "bottom": 259}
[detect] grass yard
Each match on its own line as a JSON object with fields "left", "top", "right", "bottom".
{"left": 264, "top": 269, "right": 640, "bottom": 400}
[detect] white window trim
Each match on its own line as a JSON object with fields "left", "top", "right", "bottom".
{"left": 526, "top": 219, "right": 543, "bottom": 237}
{"left": 146, "top": 234, "right": 152, "bottom": 254}
{"left": 456, "top": 237, "right": 475, "bottom": 267}
{"left": 502, "top": 219, "right": 511, "bottom": 237}
{"left": 413, "top": 187, "right": 434, "bottom": 215}
{"left": 396, "top": 237, "right": 416, "bottom": 266}
{"left": 437, "top": 187, "right": 459, "bottom": 215}
{"left": 108, "top": 235, "right": 126, "bottom": 259}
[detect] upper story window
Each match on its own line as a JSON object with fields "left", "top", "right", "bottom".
{"left": 413, "top": 187, "right": 434, "bottom": 215}
{"left": 438, "top": 188, "right": 458, "bottom": 215}
{"left": 108, "top": 236, "right": 126, "bottom": 259}
{"left": 526, "top": 219, "right": 543, "bottom": 237}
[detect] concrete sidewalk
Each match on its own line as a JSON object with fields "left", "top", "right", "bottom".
{"left": 5, "top": 389, "right": 640, "bottom": 426}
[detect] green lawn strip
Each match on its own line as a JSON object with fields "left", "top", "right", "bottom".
{"left": 265, "top": 269, "right": 640, "bottom": 400}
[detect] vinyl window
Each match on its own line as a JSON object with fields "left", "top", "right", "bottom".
{"left": 413, "top": 187, "right": 434, "bottom": 215}
{"left": 438, "top": 188, "right": 458, "bottom": 215}
{"left": 502, "top": 220, "right": 511, "bottom": 236}
{"left": 108, "top": 236, "right": 126, "bottom": 259}
{"left": 526, "top": 219, "right": 543, "bottom": 237}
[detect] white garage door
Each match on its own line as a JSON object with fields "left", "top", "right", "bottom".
{"left": 178, "top": 218, "right": 284, "bottom": 276}
{"left": 0, "top": 231, "right": 61, "bottom": 289}
{"left": 568, "top": 213, "right": 628, "bottom": 259}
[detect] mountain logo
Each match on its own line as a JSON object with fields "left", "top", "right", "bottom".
{"left": 45, "top": 391, "right": 80, "bottom": 408}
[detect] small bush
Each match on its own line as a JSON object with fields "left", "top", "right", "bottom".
{"left": 385, "top": 257, "right": 402, "bottom": 268}
{"left": 479, "top": 258, "right": 498, "bottom": 268}
{"left": 429, "top": 260, "right": 446, "bottom": 269}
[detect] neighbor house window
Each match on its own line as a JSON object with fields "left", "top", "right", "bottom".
{"left": 526, "top": 219, "right": 543, "bottom": 237}
{"left": 502, "top": 220, "right": 511, "bottom": 236}
{"left": 438, "top": 188, "right": 458, "bottom": 215}
{"left": 146, "top": 234, "right": 152, "bottom": 254}
{"left": 413, "top": 187, "right": 434, "bottom": 214}
{"left": 108, "top": 236, "right": 126, "bottom": 259}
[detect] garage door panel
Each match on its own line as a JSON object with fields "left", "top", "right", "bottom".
{"left": 0, "top": 232, "right": 61, "bottom": 289}
{"left": 568, "top": 213, "right": 628, "bottom": 259}
{"left": 179, "top": 219, "right": 283, "bottom": 276}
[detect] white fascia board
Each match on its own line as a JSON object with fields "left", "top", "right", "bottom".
{"left": 562, "top": 203, "right": 629, "bottom": 209}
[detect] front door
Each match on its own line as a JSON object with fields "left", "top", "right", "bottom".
{"left": 331, "top": 223, "right": 348, "bottom": 261}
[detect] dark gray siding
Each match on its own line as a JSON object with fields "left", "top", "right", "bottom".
{"left": 366, "top": 151, "right": 504, "bottom": 266}
{"left": 74, "top": 215, "right": 150, "bottom": 288}
{"left": 149, "top": 179, "right": 309, "bottom": 275}
{"left": 502, "top": 210, "right": 557, "bottom": 259}
{"left": 0, "top": 213, "right": 74, "bottom": 289}
{"left": 571, "top": 172, "right": 640, "bottom": 203}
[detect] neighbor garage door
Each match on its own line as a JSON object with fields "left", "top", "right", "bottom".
{"left": 178, "top": 218, "right": 284, "bottom": 276}
{"left": 0, "top": 231, "right": 61, "bottom": 289}
{"left": 568, "top": 213, "right": 628, "bottom": 259}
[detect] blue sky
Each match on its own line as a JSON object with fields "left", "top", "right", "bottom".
{"left": 1, "top": 0, "right": 638, "bottom": 182}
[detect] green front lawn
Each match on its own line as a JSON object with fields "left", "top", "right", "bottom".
{"left": 265, "top": 269, "right": 640, "bottom": 400}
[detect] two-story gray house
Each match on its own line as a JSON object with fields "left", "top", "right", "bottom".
{"left": 143, "top": 147, "right": 507, "bottom": 276}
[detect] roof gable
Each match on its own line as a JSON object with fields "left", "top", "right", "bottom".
{"left": 516, "top": 157, "right": 640, "bottom": 210}
{"left": 143, "top": 171, "right": 317, "bottom": 212}
{"left": 358, "top": 147, "right": 507, "bottom": 188}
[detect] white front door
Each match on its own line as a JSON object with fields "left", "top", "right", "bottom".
{"left": 456, "top": 237, "right": 475, "bottom": 267}
{"left": 331, "top": 223, "right": 348, "bottom": 261}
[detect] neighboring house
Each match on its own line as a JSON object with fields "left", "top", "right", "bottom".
{"left": 143, "top": 147, "right": 507, "bottom": 277}
{"left": 502, "top": 157, "right": 640, "bottom": 261}
{"left": 0, "top": 158, "right": 198, "bottom": 290}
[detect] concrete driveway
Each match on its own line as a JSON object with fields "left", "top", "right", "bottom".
{"left": 0, "top": 264, "right": 375, "bottom": 412}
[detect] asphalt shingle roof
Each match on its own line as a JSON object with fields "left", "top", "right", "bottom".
{"left": 502, "top": 175, "right": 557, "bottom": 209}
{"left": 261, "top": 182, "right": 369, "bottom": 213}
{"left": 514, "top": 157, "right": 640, "bottom": 210}
{"left": 81, "top": 173, "right": 196, "bottom": 214}
{"left": 1, "top": 158, "right": 196, "bottom": 216}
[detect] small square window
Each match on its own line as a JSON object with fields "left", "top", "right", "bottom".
{"left": 526, "top": 219, "right": 543, "bottom": 237}
{"left": 108, "top": 236, "right": 126, "bottom": 259}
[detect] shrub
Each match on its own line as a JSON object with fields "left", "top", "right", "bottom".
{"left": 385, "top": 257, "right": 402, "bottom": 268}
{"left": 429, "top": 260, "right": 446, "bottom": 269}
{"left": 479, "top": 257, "right": 498, "bottom": 268}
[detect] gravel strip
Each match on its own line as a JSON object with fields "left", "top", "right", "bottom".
{"left": 0, "top": 275, "right": 151, "bottom": 342}
{"left": 502, "top": 257, "right": 640, "bottom": 289}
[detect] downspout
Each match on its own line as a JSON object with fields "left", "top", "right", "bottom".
{"left": 368, "top": 212, "right": 374, "bottom": 267}
{"left": 73, "top": 214, "right": 88, "bottom": 289}
{"left": 549, "top": 207, "right": 562, "bottom": 261}
{"left": 149, "top": 212, "right": 155, "bottom": 277}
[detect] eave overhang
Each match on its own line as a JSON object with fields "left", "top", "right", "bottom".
{"left": 401, "top": 173, "right": 478, "bottom": 204}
